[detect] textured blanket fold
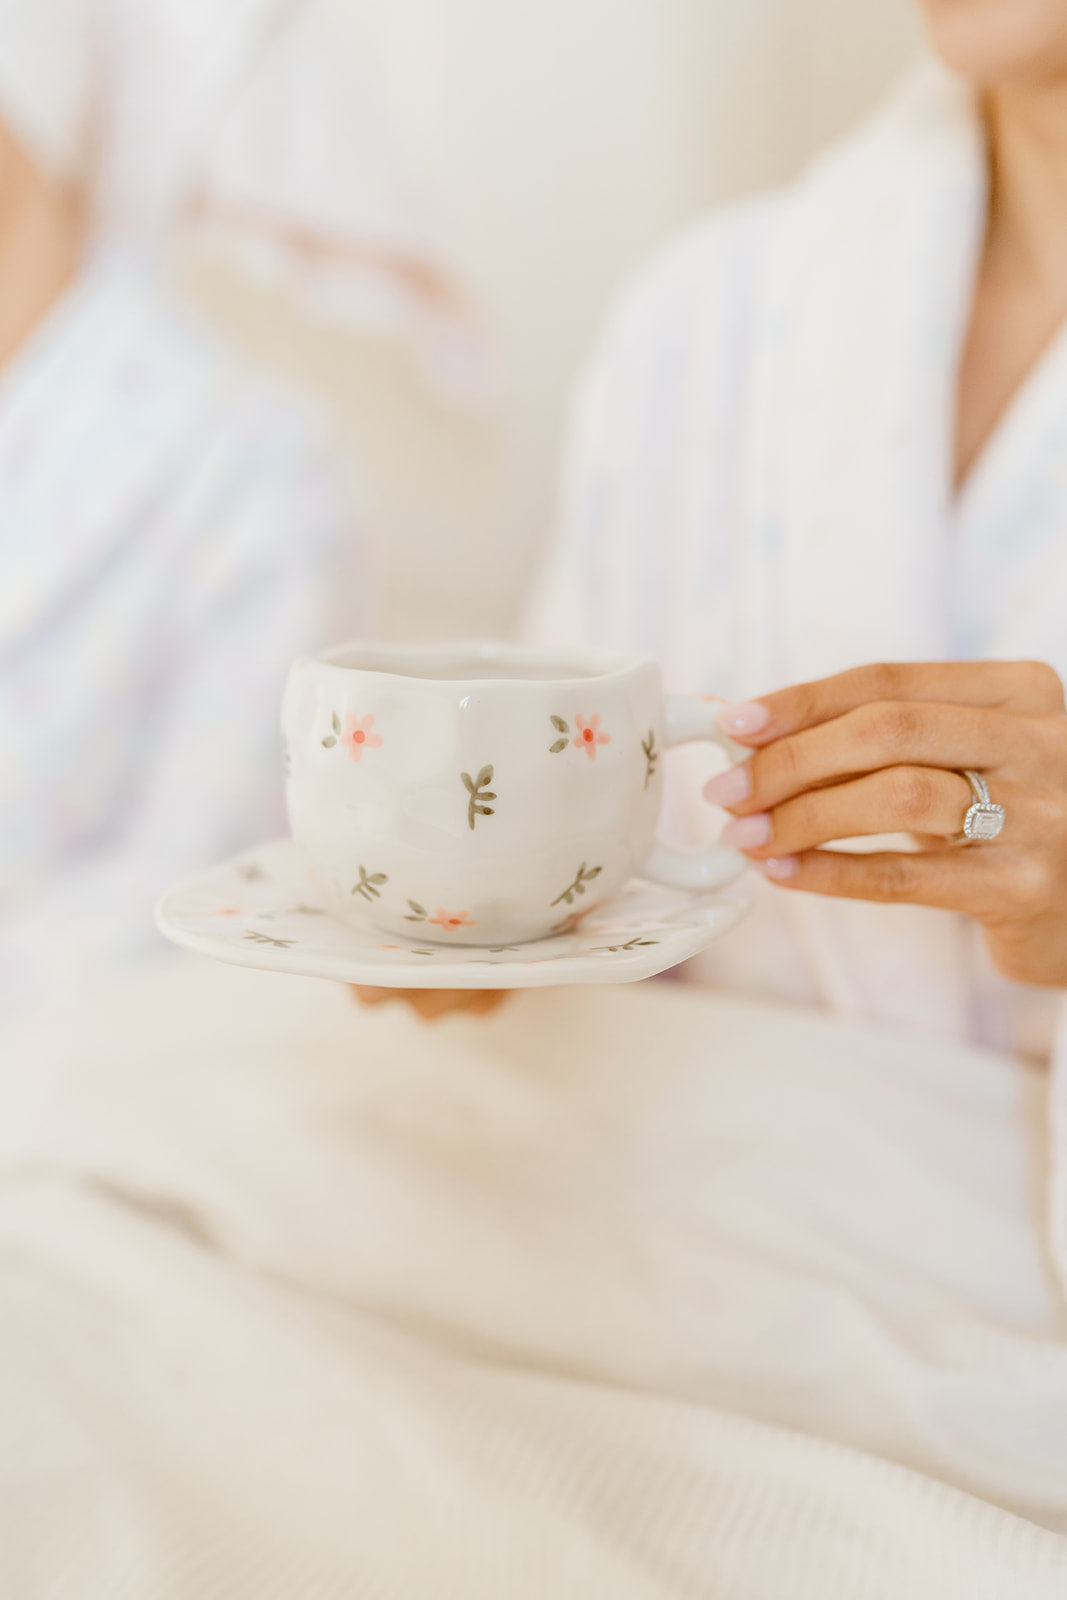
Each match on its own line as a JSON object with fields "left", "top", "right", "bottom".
{"left": 1, "top": 960, "right": 1066, "bottom": 1594}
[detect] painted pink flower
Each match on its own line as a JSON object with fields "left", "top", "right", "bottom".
{"left": 210, "top": 907, "right": 241, "bottom": 918}
{"left": 573, "top": 713, "right": 611, "bottom": 760}
{"left": 428, "top": 908, "right": 477, "bottom": 932}
{"left": 342, "top": 712, "right": 383, "bottom": 763}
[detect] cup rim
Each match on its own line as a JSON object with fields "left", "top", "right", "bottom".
{"left": 302, "top": 639, "right": 657, "bottom": 689}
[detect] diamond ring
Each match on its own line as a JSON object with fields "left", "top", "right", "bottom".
{"left": 955, "top": 769, "right": 1005, "bottom": 844}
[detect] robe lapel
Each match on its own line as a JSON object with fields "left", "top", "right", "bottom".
{"left": 735, "top": 65, "right": 991, "bottom": 1034}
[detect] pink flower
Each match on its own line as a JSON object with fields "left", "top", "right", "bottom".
{"left": 342, "top": 713, "right": 383, "bottom": 763}
{"left": 573, "top": 713, "right": 611, "bottom": 760}
{"left": 210, "top": 907, "right": 241, "bottom": 918}
{"left": 427, "top": 908, "right": 477, "bottom": 932}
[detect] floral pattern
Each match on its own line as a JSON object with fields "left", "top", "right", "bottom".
{"left": 551, "top": 862, "right": 603, "bottom": 907}
{"left": 321, "top": 711, "right": 383, "bottom": 762}
{"left": 641, "top": 730, "right": 658, "bottom": 787}
{"left": 427, "top": 908, "right": 477, "bottom": 932}
{"left": 163, "top": 839, "right": 743, "bottom": 988}
{"left": 592, "top": 936, "right": 659, "bottom": 953}
{"left": 461, "top": 765, "right": 496, "bottom": 829}
{"left": 352, "top": 865, "right": 388, "bottom": 902}
{"left": 342, "top": 712, "right": 383, "bottom": 762}
{"left": 574, "top": 713, "right": 611, "bottom": 760}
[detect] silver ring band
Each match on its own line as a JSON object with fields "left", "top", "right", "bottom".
{"left": 955, "top": 769, "right": 1005, "bottom": 844}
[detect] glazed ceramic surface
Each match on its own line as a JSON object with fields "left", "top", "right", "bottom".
{"left": 156, "top": 839, "right": 750, "bottom": 989}
{"left": 282, "top": 641, "right": 746, "bottom": 947}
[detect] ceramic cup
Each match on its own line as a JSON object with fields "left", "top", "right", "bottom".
{"left": 282, "top": 641, "right": 748, "bottom": 946}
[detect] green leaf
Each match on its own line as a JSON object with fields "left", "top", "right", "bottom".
{"left": 332, "top": 712, "right": 341, "bottom": 734}
{"left": 476, "top": 764, "right": 494, "bottom": 789}
{"left": 480, "top": 791, "right": 497, "bottom": 803}
{"left": 370, "top": 873, "right": 388, "bottom": 885}
{"left": 408, "top": 901, "right": 426, "bottom": 915}
{"left": 321, "top": 735, "right": 337, "bottom": 748}
{"left": 586, "top": 866, "right": 602, "bottom": 880}
{"left": 551, "top": 715, "right": 568, "bottom": 733}
{"left": 461, "top": 772, "right": 476, "bottom": 792}
{"left": 549, "top": 738, "right": 568, "bottom": 753}
{"left": 475, "top": 805, "right": 495, "bottom": 817}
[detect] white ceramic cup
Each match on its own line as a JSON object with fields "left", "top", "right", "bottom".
{"left": 282, "top": 641, "right": 748, "bottom": 946}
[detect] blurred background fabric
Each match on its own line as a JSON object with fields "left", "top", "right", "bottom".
{"left": 186, "top": 0, "right": 923, "bottom": 641}
{"left": 0, "top": 0, "right": 923, "bottom": 1013}
{"left": 0, "top": 0, "right": 475, "bottom": 383}
{"left": 0, "top": 0, "right": 476, "bottom": 1013}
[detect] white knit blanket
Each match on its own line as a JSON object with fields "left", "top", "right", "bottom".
{"left": 1, "top": 957, "right": 1065, "bottom": 1596}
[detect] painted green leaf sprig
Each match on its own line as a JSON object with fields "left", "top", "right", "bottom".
{"left": 462, "top": 765, "right": 496, "bottom": 830}
{"left": 352, "top": 865, "right": 388, "bottom": 901}
{"left": 322, "top": 711, "right": 341, "bottom": 748}
{"left": 549, "top": 715, "right": 569, "bottom": 753}
{"left": 593, "top": 935, "right": 659, "bottom": 954}
{"left": 551, "top": 861, "right": 603, "bottom": 907}
{"left": 641, "top": 730, "right": 658, "bottom": 788}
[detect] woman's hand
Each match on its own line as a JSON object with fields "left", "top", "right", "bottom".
{"left": 704, "top": 660, "right": 1067, "bottom": 987}
{"left": 352, "top": 986, "right": 509, "bottom": 1021}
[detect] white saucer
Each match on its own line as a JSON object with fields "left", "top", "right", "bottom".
{"left": 157, "top": 840, "right": 750, "bottom": 990}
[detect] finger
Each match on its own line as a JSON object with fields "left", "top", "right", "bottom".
{"left": 351, "top": 985, "right": 507, "bottom": 1020}
{"left": 752, "top": 846, "right": 993, "bottom": 915}
{"left": 724, "top": 701, "right": 1018, "bottom": 815}
{"left": 410, "top": 990, "right": 509, "bottom": 1021}
{"left": 352, "top": 985, "right": 403, "bottom": 1007}
{"left": 717, "top": 660, "right": 1065, "bottom": 745}
{"left": 722, "top": 766, "right": 978, "bottom": 857}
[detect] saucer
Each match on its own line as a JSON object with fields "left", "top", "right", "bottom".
{"left": 157, "top": 840, "right": 750, "bottom": 990}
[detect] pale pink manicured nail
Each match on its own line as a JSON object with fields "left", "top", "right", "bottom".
{"left": 716, "top": 701, "right": 770, "bottom": 737}
{"left": 703, "top": 763, "right": 752, "bottom": 807}
{"left": 721, "top": 813, "right": 772, "bottom": 849}
{"left": 753, "top": 856, "right": 799, "bottom": 880}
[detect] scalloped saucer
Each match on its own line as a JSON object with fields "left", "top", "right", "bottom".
{"left": 156, "top": 840, "right": 749, "bottom": 990}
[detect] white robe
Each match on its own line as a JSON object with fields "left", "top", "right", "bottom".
{"left": 537, "top": 63, "right": 1067, "bottom": 1253}
{"left": 0, "top": 251, "right": 360, "bottom": 1015}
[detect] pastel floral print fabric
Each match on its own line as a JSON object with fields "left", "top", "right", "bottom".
{"left": 574, "top": 714, "right": 611, "bottom": 760}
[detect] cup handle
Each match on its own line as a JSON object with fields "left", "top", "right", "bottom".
{"left": 641, "top": 695, "right": 750, "bottom": 892}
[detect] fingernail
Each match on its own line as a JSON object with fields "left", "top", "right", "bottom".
{"left": 703, "top": 763, "right": 752, "bottom": 808}
{"left": 716, "top": 701, "right": 770, "bottom": 737}
{"left": 753, "top": 855, "right": 798, "bottom": 880}
{"left": 721, "top": 812, "right": 772, "bottom": 849}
